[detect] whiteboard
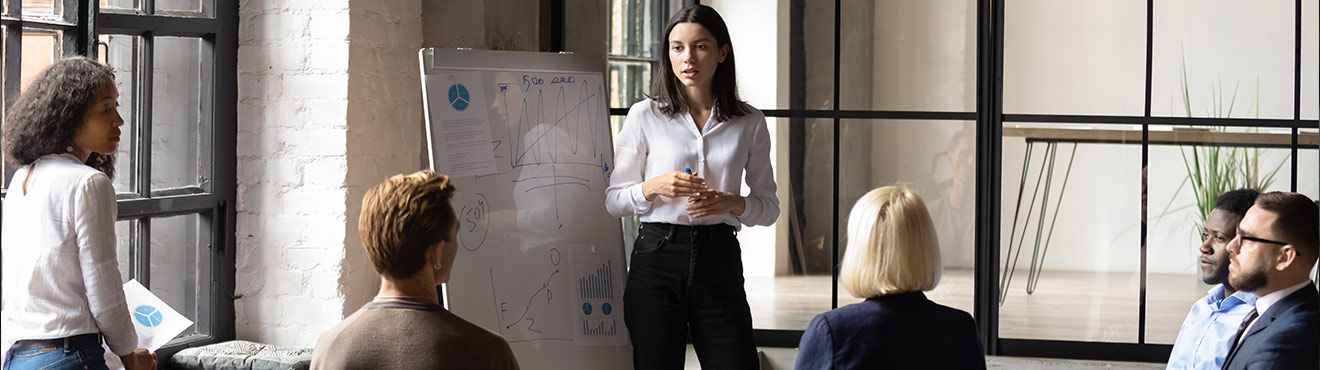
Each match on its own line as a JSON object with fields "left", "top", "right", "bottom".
{"left": 418, "top": 48, "right": 631, "bottom": 369}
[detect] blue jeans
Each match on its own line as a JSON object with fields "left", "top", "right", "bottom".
{"left": 3, "top": 341, "right": 109, "bottom": 370}
{"left": 624, "top": 223, "right": 758, "bottom": 370}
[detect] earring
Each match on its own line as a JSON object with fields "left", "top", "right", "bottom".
{"left": 67, "top": 145, "right": 74, "bottom": 152}
{"left": 434, "top": 263, "right": 442, "bottom": 270}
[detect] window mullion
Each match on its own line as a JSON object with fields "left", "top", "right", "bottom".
{"left": 137, "top": 34, "right": 152, "bottom": 197}
{"left": 135, "top": 218, "right": 151, "bottom": 287}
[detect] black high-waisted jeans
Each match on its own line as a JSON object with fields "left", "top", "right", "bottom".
{"left": 624, "top": 222, "right": 758, "bottom": 370}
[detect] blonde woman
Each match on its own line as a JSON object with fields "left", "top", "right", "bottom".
{"left": 795, "top": 186, "right": 984, "bottom": 370}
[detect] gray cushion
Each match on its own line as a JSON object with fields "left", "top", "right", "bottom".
{"left": 169, "top": 340, "right": 312, "bottom": 370}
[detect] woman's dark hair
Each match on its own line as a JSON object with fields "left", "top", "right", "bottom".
{"left": 649, "top": 4, "right": 750, "bottom": 122}
{"left": 2, "top": 56, "right": 117, "bottom": 177}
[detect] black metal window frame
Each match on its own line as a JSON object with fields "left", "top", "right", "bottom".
{"left": 979, "top": 0, "right": 1317, "bottom": 362}
{"left": 0, "top": 0, "right": 236, "bottom": 357}
{"left": 592, "top": 0, "right": 1318, "bottom": 363}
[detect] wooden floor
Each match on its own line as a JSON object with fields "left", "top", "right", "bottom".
{"left": 746, "top": 269, "right": 1206, "bottom": 344}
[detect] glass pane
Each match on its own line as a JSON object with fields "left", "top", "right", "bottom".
{"left": 999, "top": 122, "right": 1141, "bottom": 343}
{"left": 608, "top": 0, "right": 658, "bottom": 59}
{"left": 1003, "top": 0, "right": 1146, "bottom": 116}
{"left": 835, "top": 120, "right": 976, "bottom": 314}
{"left": 99, "top": 0, "right": 138, "bottom": 12}
{"left": 148, "top": 213, "right": 202, "bottom": 336}
{"left": 20, "top": 0, "right": 59, "bottom": 20}
{"left": 1302, "top": 129, "right": 1319, "bottom": 199}
{"left": 20, "top": 29, "right": 61, "bottom": 91}
{"left": 155, "top": 0, "right": 201, "bottom": 15}
{"left": 840, "top": 0, "right": 977, "bottom": 112}
{"left": 1145, "top": 126, "right": 1296, "bottom": 344}
{"left": 701, "top": 0, "right": 834, "bottom": 110}
{"left": 116, "top": 220, "right": 135, "bottom": 282}
{"left": 1151, "top": 0, "right": 1295, "bottom": 120}
{"left": 1303, "top": 0, "right": 1318, "bottom": 120}
{"left": 101, "top": 35, "right": 138, "bottom": 194}
{"left": 151, "top": 37, "right": 209, "bottom": 194}
{"left": 745, "top": 118, "right": 834, "bottom": 330}
{"left": 608, "top": 60, "right": 650, "bottom": 108}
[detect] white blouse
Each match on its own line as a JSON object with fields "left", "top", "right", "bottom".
{"left": 2, "top": 153, "right": 137, "bottom": 356}
{"left": 606, "top": 99, "right": 779, "bottom": 229}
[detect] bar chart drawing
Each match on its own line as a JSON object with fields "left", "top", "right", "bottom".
{"left": 581, "top": 319, "right": 618, "bottom": 336}
{"left": 579, "top": 260, "right": 613, "bottom": 300}
{"left": 573, "top": 249, "right": 627, "bottom": 345}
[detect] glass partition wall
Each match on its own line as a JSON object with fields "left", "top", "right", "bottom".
{"left": 596, "top": 0, "right": 1315, "bottom": 362}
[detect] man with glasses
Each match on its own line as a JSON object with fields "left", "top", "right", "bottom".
{"left": 1221, "top": 192, "right": 1318, "bottom": 370}
{"left": 1166, "top": 189, "right": 1258, "bottom": 370}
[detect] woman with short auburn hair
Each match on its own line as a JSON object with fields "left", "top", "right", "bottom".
{"left": 796, "top": 186, "right": 985, "bottom": 370}
{"left": 311, "top": 171, "right": 518, "bottom": 370}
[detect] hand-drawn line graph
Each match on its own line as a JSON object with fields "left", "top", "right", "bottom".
{"left": 493, "top": 247, "right": 570, "bottom": 342}
{"left": 498, "top": 74, "right": 612, "bottom": 227}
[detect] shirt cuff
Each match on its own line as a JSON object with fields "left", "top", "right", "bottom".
{"left": 630, "top": 183, "right": 653, "bottom": 214}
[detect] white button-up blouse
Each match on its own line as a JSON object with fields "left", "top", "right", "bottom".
{"left": 2, "top": 153, "right": 137, "bottom": 356}
{"left": 606, "top": 99, "right": 779, "bottom": 229}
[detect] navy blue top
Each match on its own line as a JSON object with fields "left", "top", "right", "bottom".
{"left": 1222, "top": 282, "right": 1319, "bottom": 370}
{"left": 795, "top": 291, "right": 986, "bottom": 370}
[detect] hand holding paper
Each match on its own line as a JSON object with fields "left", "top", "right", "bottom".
{"left": 103, "top": 280, "right": 194, "bottom": 370}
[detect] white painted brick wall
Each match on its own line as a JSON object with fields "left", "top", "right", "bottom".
{"left": 236, "top": 0, "right": 352, "bottom": 347}
{"left": 341, "top": 0, "right": 425, "bottom": 315}
{"left": 236, "top": 0, "right": 423, "bottom": 347}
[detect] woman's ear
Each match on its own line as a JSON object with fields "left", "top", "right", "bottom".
{"left": 719, "top": 44, "right": 729, "bottom": 63}
{"left": 426, "top": 241, "right": 443, "bottom": 269}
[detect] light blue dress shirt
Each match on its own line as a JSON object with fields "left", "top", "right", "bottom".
{"left": 1166, "top": 284, "right": 1258, "bottom": 370}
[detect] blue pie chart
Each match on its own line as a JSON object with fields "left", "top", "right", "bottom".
{"left": 134, "top": 305, "right": 164, "bottom": 327}
{"left": 582, "top": 302, "right": 593, "bottom": 315}
{"left": 602, "top": 302, "right": 613, "bottom": 316}
{"left": 448, "top": 84, "right": 470, "bottom": 111}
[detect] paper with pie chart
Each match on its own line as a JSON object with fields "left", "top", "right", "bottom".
{"left": 122, "top": 279, "right": 194, "bottom": 351}
{"left": 425, "top": 71, "right": 497, "bottom": 178}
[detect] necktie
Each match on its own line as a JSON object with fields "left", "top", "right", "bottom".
{"left": 1227, "top": 308, "right": 1259, "bottom": 359}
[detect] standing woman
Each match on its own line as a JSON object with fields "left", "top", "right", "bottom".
{"left": 2, "top": 57, "right": 155, "bottom": 370}
{"left": 606, "top": 5, "right": 778, "bottom": 370}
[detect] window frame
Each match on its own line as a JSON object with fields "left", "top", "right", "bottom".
{"left": 602, "top": 0, "right": 1317, "bottom": 363}
{"left": 0, "top": 0, "right": 236, "bottom": 357}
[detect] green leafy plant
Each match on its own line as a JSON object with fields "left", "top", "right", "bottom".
{"left": 1176, "top": 54, "right": 1287, "bottom": 231}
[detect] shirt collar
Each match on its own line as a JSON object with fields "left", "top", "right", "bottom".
{"left": 1254, "top": 280, "right": 1312, "bottom": 315}
{"left": 1203, "top": 283, "right": 1257, "bottom": 308}
{"left": 37, "top": 152, "right": 82, "bottom": 164}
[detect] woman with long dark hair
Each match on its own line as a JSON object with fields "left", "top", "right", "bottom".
{"left": 2, "top": 57, "right": 155, "bottom": 370}
{"left": 606, "top": 5, "right": 778, "bottom": 369}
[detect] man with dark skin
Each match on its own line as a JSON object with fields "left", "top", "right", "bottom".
{"left": 1166, "top": 189, "right": 1259, "bottom": 370}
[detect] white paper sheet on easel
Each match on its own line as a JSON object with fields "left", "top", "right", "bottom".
{"left": 425, "top": 71, "right": 498, "bottom": 177}
{"left": 103, "top": 279, "right": 194, "bottom": 369}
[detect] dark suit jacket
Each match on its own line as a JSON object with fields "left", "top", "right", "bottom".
{"left": 1222, "top": 282, "right": 1319, "bottom": 370}
{"left": 795, "top": 291, "right": 986, "bottom": 370}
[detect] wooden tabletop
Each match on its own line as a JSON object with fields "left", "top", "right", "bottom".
{"left": 1003, "top": 127, "right": 1319, "bottom": 149}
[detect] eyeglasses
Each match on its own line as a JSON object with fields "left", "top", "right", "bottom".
{"left": 1240, "top": 235, "right": 1288, "bottom": 246}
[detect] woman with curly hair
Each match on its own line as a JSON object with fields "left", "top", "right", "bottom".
{"left": 2, "top": 57, "right": 155, "bottom": 370}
